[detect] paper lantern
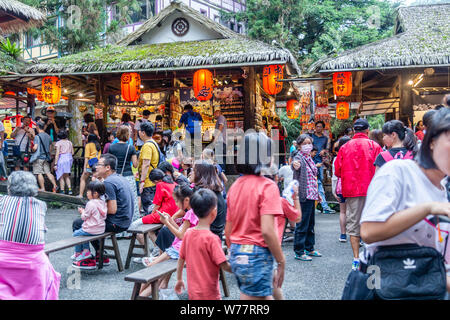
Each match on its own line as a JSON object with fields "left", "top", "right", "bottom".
{"left": 286, "top": 99, "right": 300, "bottom": 119}
{"left": 4, "top": 91, "right": 15, "bottom": 96}
{"left": 193, "top": 69, "right": 213, "bottom": 101}
{"left": 333, "top": 72, "right": 352, "bottom": 97}
{"left": 121, "top": 73, "right": 141, "bottom": 102}
{"left": 262, "top": 65, "right": 283, "bottom": 95}
{"left": 42, "top": 76, "right": 61, "bottom": 104}
{"left": 336, "top": 101, "right": 350, "bottom": 120}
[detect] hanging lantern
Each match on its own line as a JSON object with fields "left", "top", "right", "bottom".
{"left": 193, "top": 69, "right": 213, "bottom": 101}
{"left": 286, "top": 99, "right": 300, "bottom": 119}
{"left": 4, "top": 91, "right": 15, "bottom": 96}
{"left": 333, "top": 72, "right": 352, "bottom": 97}
{"left": 121, "top": 73, "right": 141, "bottom": 102}
{"left": 336, "top": 101, "right": 350, "bottom": 120}
{"left": 262, "top": 65, "right": 283, "bottom": 95}
{"left": 42, "top": 76, "right": 61, "bottom": 104}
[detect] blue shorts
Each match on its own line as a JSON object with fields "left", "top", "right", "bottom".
{"left": 229, "top": 243, "right": 274, "bottom": 297}
{"left": 166, "top": 246, "right": 179, "bottom": 260}
{"left": 337, "top": 194, "right": 345, "bottom": 203}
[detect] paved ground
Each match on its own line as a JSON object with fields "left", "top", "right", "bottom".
{"left": 45, "top": 208, "right": 353, "bottom": 300}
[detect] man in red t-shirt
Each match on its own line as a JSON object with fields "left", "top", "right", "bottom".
{"left": 175, "top": 189, "right": 231, "bottom": 300}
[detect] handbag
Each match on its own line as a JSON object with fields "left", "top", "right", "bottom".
{"left": 368, "top": 243, "right": 447, "bottom": 300}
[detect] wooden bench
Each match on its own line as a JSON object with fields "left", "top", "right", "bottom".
{"left": 125, "top": 260, "right": 230, "bottom": 300}
{"left": 124, "top": 223, "right": 162, "bottom": 269}
{"left": 125, "top": 259, "right": 178, "bottom": 300}
{"left": 44, "top": 232, "right": 124, "bottom": 271}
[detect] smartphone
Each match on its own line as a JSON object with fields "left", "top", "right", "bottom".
{"left": 156, "top": 210, "right": 165, "bottom": 218}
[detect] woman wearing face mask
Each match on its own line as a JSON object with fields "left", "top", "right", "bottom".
{"left": 291, "top": 134, "right": 322, "bottom": 261}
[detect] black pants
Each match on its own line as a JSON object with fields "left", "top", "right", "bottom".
{"left": 293, "top": 199, "right": 316, "bottom": 255}
{"left": 141, "top": 186, "right": 156, "bottom": 215}
{"left": 72, "top": 218, "right": 128, "bottom": 254}
{"left": 155, "top": 226, "right": 175, "bottom": 252}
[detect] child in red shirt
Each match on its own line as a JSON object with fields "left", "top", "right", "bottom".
{"left": 175, "top": 188, "right": 231, "bottom": 300}
{"left": 128, "top": 168, "right": 179, "bottom": 248}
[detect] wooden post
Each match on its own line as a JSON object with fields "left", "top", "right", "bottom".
{"left": 399, "top": 72, "right": 413, "bottom": 126}
{"left": 243, "top": 67, "right": 256, "bottom": 131}
{"left": 67, "top": 99, "right": 83, "bottom": 147}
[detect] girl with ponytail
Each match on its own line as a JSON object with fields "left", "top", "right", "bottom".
{"left": 374, "top": 120, "right": 418, "bottom": 170}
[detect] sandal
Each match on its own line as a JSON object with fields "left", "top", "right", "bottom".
{"left": 142, "top": 256, "right": 155, "bottom": 267}
{"left": 306, "top": 250, "right": 322, "bottom": 257}
{"left": 295, "top": 253, "right": 312, "bottom": 261}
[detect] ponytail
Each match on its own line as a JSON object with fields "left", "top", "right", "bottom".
{"left": 403, "top": 127, "right": 418, "bottom": 154}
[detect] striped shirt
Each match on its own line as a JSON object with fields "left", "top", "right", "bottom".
{"left": 0, "top": 196, "right": 47, "bottom": 245}
{"left": 300, "top": 151, "right": 319, "bottom": 201}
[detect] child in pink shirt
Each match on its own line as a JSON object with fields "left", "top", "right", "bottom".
{"left": 176, "top": 188, "right": 231, "bottom": 300}
{"left": 71, "top": 181, "right": 107, "bottom": 263}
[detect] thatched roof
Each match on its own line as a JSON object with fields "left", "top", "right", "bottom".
{"left": 22, "top": 0, "right": 301, "bottom": 75}
{"left": 308, "top": 3, "right": 450, "bottom": 73}
{"left": 117, "top": 0, "right": 239, "bottom": 46}
{"left": 24, "top": 37, "right": 300, "bottom": 74}
{"left": 0, "top": 0, "right": 46, "bottom": 34}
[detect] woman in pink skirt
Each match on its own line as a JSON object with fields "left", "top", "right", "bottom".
{"left": 54, "top": 130, "right": 74, "bottom": 195}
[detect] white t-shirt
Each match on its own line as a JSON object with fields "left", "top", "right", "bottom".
{"left": 360, "top": 159, "right": 450, "bottom": 271}
{"left": 278, "top": 165, "right": 293, "bottom": 190}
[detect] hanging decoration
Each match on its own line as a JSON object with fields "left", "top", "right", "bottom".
{"left": 336, "top": 101, "right": 350, "bottom": 120}
{"left": 262, "top": 65, "right": 283, "bottom": 95}
{"left": 286, "top": 99, "right": 300, "bottom": 119}
{"left": 27, "top": 88, "right": 44, "bottom": 101}
{"left": 121, "top": 73, "right": 141, "bottom": 102}
{"left": 42, "top": 76, "right": 61, "bottom": 104}
{"left": 193, "top": 69, "right": 213, "bottom": 101}
{"left": 333, "top": 72, "right": 352, "bottom": 97}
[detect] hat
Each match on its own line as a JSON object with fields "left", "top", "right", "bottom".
{"left": 353, "top": 118, "right": 369, "bottom": 130}
{"left": 46, "top": 106, "right": 55, "bottom": 112}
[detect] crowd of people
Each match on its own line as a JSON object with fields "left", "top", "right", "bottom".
{"left": 0, "top": 100, "right": 449, "bottom": 301}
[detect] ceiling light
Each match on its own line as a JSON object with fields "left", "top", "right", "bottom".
{"left": 408, "top": 80, "right": 414, "bottom": 85}
{"left": 78, "top": 93, "right": 83, "bottom": 97}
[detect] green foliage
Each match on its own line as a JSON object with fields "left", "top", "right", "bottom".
{"left": 330, "top": 110, "right": 356, "bottom": 137}
{"left": 19, "top": 0, "right": 142, "bottom": 56}
{"left": 279, "top": 109, "right": 302, "bottom": 148}
{"left": 0, "top": 38, "right": 23, "bottom": 59}
{"left": 222, "top": 0, "right": 401, "bottom": 71}
{"left": 367, "top": 114, "right": 385, "bottom": 130}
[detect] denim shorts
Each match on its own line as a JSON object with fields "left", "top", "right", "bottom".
{"left": 166, "top": 246, "right": 179, "bottom": 260}
{"left": 229, "top": 243, "right": 274, "bottom": 297}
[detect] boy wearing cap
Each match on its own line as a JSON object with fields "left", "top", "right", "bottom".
{"left": 334, "top": 118, "right": 382, "bottom": 271}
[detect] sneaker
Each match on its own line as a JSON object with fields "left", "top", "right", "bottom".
{"left": 68, "top": 189, "right": 73, "bottom": 195}
{"left": 72, "top": 258, "right": 97, "bottom": 270}
{"left": 71, "top": 252, "right": 81, "bottom": 260}
{"left": 352, "top": 259, "right": 361, "bottom": 271}
{"left": 323, "top": 208, "right": 336, "bottom": 214}
{"left": 76, "top": 251, "right": 92, "bottom": 261}
{"left": 282, "top": 235, "right": 294, "bottom": 242}
{"left": 295, "top": 253, "right": 312, "bottom": 261}
{"left": 95, "top": 253, "right": 110, "bottom": 266}
{"left": 339, "top": 234, "right": 347, "bottom": 243}
{"left": 151, "top": 247, "right": 160, "bottom": 257}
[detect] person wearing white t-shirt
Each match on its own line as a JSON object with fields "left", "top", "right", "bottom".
{"left": 278, "top": 163, "right": 293, "bottom": 191}
{"left": 360, "top": 108, "right": 450, "bottom": 293}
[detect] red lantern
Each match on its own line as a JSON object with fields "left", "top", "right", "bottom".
{"left": 286, "top": 99, "right": 300, "bottom": 119}
{"left": 262, "top": 65, "right": 283, "bottom": 95}
{"left": 333, "top": 72, "right": 352, "bottom": 97}
{"left": 193, "top": 69, "right": 213, "bottom": 101}
{"left": 4, "top": 91, "right": 15, "bottom": 96}
{"left": 121, "top": 73, "right": 141, "bottom": 102}
{"left": 336, "top": 101, "right": 350, "bottom": 120}
{"left": 42, "top": 76, "right": 61, "bottom": 104}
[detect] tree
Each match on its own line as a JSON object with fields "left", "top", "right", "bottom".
{"left": 19, "top": 0, "right": 142, "bottom": 56}
{"left": 222, "top": 0, "right": 401, "bottom": 72}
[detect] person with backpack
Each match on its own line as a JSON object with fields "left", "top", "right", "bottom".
{"left": 138, "top": 121, "right": 164, "bottom": 215}
{"left": 374, "top": 120, "right": 418, "bottom": 170}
